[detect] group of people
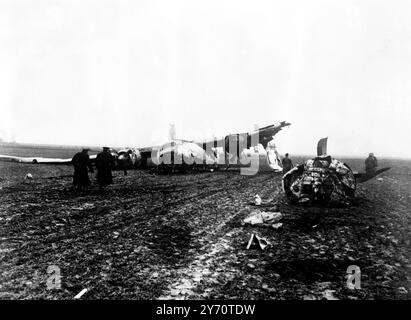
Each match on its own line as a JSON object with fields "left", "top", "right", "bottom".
{"left": 72, "top": 147, "right": 115, "bottom": 192}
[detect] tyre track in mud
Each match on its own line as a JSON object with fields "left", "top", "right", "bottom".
{"left": 41, "top": 172, "right": 272, "bottom": 241}
{"left": 157, "top": 172, "right": 280, "bottom": 299}
{"left": 0, "top": 166, "right": 281, "bottom": 299}
{"left": 0, "top": 171, "right": 265, "bottom": 259}
{"left": 0, "top": 172, "right": 232, "bottom": 237}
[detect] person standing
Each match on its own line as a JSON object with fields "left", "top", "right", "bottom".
{"left": 96, "top": 147, "right": 115, "bottom": 191}
{"left": 365, "top": 153, "right": 378, "bottom": 175}
{"left": 120, "top": 150, "right": 133, "bottom": 176}
{"left": 72, "top": 148, "right": 94, "bottom": 191}
{"left": 281, "top": 153, "right": 294, "bottom": 173}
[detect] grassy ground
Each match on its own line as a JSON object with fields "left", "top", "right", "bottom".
{"left": 0, "top": 155, "right": 410, "bottom": 300}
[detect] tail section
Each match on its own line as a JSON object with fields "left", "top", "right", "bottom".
{"left": 317, "top": 137, "right": 328, "bottom": 156}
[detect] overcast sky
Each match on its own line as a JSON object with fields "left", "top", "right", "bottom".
{"left": 1, "top": 0, "right": 410, "bottom": 157}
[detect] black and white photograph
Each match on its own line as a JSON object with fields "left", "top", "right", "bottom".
{"left": 0, "top": 0, "right": 410, "bottom": 307}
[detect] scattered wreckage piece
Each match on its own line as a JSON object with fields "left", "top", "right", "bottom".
{"left": 282, "top": 137, "right": 390, "bottom": 205}
{"left": 74, "top": 288, "right": 88, "bottom": 299}
{"left": 250, "top": 195, "right": 279, "bottom": 209}
{"left": 243, "top": 211, "right": 283, "bottom": 227}
{"left": 254, "top": 194, "right": 262, "bottom": 206}
{"left": 271, "top": 222, "right": 283, "bottom": 230}
{"left": 246, "top": 233, "right": 270, "bottom": 250}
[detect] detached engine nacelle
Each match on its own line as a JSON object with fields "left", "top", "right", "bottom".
{"left": 117, "top": 148, "right": 142, "bottom": 169}
{"left": 282, "top": 156, "right": 356, "bottom": 205}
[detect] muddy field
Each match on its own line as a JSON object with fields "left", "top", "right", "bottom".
{"left": 0, "top": 155, "right": 410, "bottom": 300}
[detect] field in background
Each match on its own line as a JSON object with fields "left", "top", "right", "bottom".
{"left": 0, "top": 143, "right": 101, "bottom": 159}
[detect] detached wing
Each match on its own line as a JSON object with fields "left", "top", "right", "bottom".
{"left": 0, "top": 154, "right": 96, "bottom": 165}
{"left": 354, "top": 167, "right": 391, "bottom": 183}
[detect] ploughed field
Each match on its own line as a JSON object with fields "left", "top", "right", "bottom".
{"left": 0, "top": 151, "right": 410, "bottom": 299}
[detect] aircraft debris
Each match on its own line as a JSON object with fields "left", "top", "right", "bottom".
{"left": 254, "top": 194, "right": 262, "bottom": 206}
{"left": 266, "top": 139, "right": 283, "bottom": 172}
{"left": 321, "top": 289, "right": 339, "bottom": 300}
{"left": 74, "top": 288, "right": 88, "bottom": 299}
{"left": 25, "top": 173, "right": 33, "bottom": 180}
{"left": 283, "top": 156, "right": 356, "bottom": 205}
{"left": 271, "top": 222, "right": 283, "bottom": 230}
{"left": 243, "top": 211, "right": 283, "bottom": 227}
{"left": 1, "top": 121, "right": 291, "bottom": 174}
{"left": 283, "top": 138, "right": 390, "bottom": 205}
{"left": 246, "top": 233, "right": 270, "bottom": 250}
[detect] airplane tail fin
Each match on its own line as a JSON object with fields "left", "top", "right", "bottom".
{"left": 317, "top": 137, "right": 328, "bottom": 156}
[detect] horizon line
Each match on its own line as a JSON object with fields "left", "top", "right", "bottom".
{"left": 1, "top": 140, "right": 410, "bottom": 160}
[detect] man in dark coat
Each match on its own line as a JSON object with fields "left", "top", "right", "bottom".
{"left": 72, "top": 148, "right": 94, "bottom": 191}
{"left": 96, "top": 147, "right": 115, "bottom": 190}
{"left": 281, "top": 153, "right": 294, "bottom": 173}
{"left": 365, "top": 153, "right": 378, "bottom": 175}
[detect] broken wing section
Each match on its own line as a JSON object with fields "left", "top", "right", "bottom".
{"left": 197, "top": 121, "right": 291, "bottom": 158}
{"left": 354, "top": 167, "right": 391, "bottom": 183}
{"left": 0, "top": 154, "right": 97, "bottom": 165}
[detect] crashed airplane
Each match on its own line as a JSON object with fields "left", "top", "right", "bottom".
{"left": 138, "top": 121, "right": 290, "bottom": 173}
{"left": 282, "top": 137, "right": 390, "bottom": 205}
{"left": 0, "top": 121, "right": 291, "bottom": 174}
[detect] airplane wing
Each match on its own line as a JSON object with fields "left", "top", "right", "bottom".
{"left": 2, "top": 122, "right": 290, "bottom": 168}
{"left": 196, "top": 121, "right": 291, "bottom": 156}
{"left": 354, "top": 167, "right": 391, "bottom": 183}
{"left": 252, "top": 121, "right": 291, "bottom": 149}
{"left": 0, "top": 154, "right": 97, "bottom": 165}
